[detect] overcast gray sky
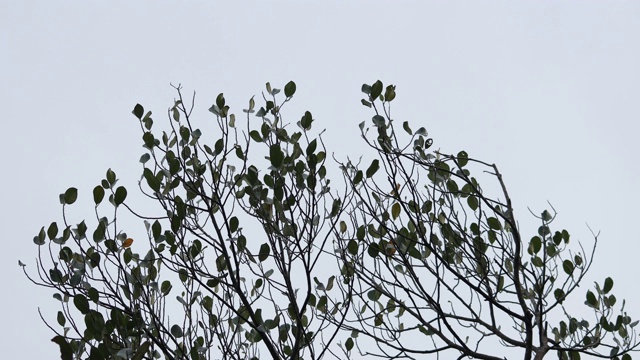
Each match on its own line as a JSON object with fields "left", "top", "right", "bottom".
{"left": 2, "top": 1, "right": 639, "bottom": 359}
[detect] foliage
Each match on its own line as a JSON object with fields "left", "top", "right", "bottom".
{"left": 23, "top": 81, "right": 639, "bottom": 360}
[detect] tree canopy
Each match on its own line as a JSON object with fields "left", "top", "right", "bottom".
{"left": 23, "top": 81, "right": 639, "bottom": 360}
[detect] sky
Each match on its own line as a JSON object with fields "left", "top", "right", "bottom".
{"left": 2, "top": 1, "right": 639, "bottom": 359}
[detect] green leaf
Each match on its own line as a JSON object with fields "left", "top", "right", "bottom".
{"left": 487, "top": 217, "right": 501, "bottom": 230}
{"left": 132, "top": 104, "right": 144, "bottom": 120}
{"left": 370, "top": 80, "right": 383, "bottom": 99}
{"left": 230, "top": 217, "right": 239, "bottom": 233}
{"left": 259, "top": 243, "right": 270, "bottom": 262}
{"left": 93, "top": 186, "right": 105, "bottom": 204}
{"left": 106, "top": 168, "right": 116, "bottom": 185}
{"left": 57, "top": 311, "right": 66, "bottom": 326}
{"left": 563, "top": 260, "right": 574, "bottom": 275}
{"left": 249, "top": 130, "right": 263, "bottom": 142}
{"left": 603, "top": 277, "right": 614, "bottom": 294}
{"left": 300, "top": 111, "right": 313, "bottom": 129}
{"left": 384, "top": 85, "right": 396, "bottom": 102}
{"left": 143, "top": 132, "right": 155, "bottom": 148}
{"left": 47, "top": 222, "right": 58, "bottom": 240}
{"left": 585, "top": 290, "right": 597, "bottom": 308}
{"left": 391, "top": 203, "right": 401, "bottom": 220}
{"left": 528, "top": 236, "right": 542, "bottom": 255}
{"left": 63, "top": 187, "right": 78, "bottom": 205}
{"left": 367, "top": 288, "right": 382, "bottom": 301}
{"left": 345, "top": 337, "right": 354, "bottom": 351}
{"left": 51, "top": 335, "right": 73, "bottom": 360}
{"left": 143, "top": 168, "right": 160, "bottom": 192}
{"left": 467, "top": 195, "right": 479, "bottom": 210}
{"left": 339, "top": 221, "right": 347, "bottom": 233}
{"left": 74, "top": 294, "right": 90, "bottom": 314}
{"left": 216, "top": 93, "right": 225, "bottom": 109}
{"left": 284, "top": 81, "right": 296, "bottom": 97}
{"left": 161, "top": 280, "right": 172, "bottom": 295}
{"left": 270, "top": 144, "right": 284, "bottom": 168}
{"left": 402, "top": 121, "right": 413, "bottom": 135}
{"left": 353, "top": 170, "right": 363, "bottom": 185}
{"left": 139, "top": 153, "right": 150, "bottom": 163}
{"left": 367, "top": 243, "right": 380, "bottom": 258}
{"left": 329, "top": 199, "right": 341, "bottom": 217}
{"left": 366, "top": 159, "right": 380, "bottom": 178}
{"left": 457, "top": 151, "right": 469, "bottom": 167}
{"left": 348, "top": 240, "right": 358, "bottom": 255}
{"left": 34, "top": 227, "right": 46, "bottom": 245}
{"left": 171, "top": 324, "right": 183, "bottom": 338}
{"left": 114, "top": 186, "right": 127, "bottom": 206}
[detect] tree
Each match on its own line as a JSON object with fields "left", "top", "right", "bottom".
{"left": 23, "top": 81, "right": 639, "bottom": 360}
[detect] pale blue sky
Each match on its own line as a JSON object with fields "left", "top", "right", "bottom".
{"left": 2, "top": 1, "right": 639, "bottom": 358}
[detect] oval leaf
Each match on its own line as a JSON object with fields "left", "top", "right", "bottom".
{"left": 93, "top": 186, "right": 105, "bottom": 204}
{"left": 64, "top": 187, "right": 78, "bottom": 205}
{"left": 114, "top": 186, "right": 127, "bottom": 206}
{"left": 258, "top": 243, "right": 270, "bottom": 262}
{"left": 284, "top": 81, "right": 296, "bottom": 97}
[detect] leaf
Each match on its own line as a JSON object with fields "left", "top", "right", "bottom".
{"left": 370, "top": 80, "right": 383, "bottom": 99}
{"left": 230, "top": 217, "right": 239, "bottom": 233}
{"left": 47, "top": 222, "right": 58, "bottom": 240}
{"left": 56, "top": 311, "right": 66, "bottom": 326}
{"left": 63, "top": 187, "right": 78, "bottom": 205}
{"left": 259, "top": 243, "right": 270, "bottom": 262}
{"left": 284, "top": 81, "right": 296, "bottom": 97}
{"left": 132, "top": 104, "right": 144, "bottom": 120}
{"left": 93, "top": 186, "right": 105, "bottom": 204}
{"left": 554, "top": 288, "right": 566, "bottom": 303}
{"left": 249, "top": 130, "right": 263, "bottom": 142}
{"left": 403, "top": 121, "right": 412, "bottom": 135}
{"left": 345, "top": 337, "right": 354, "bottom": 351}
{"left": 487, "top": 217, "right": 501, "bottom": 230}
{"left": 270, "top": 144, "right": 284, "bottom": 168}
{"left": 139, "top": 153, "right": 150, "bottom": 163}
{"left": 467, "top": 195, "right": 479, "bottom": 210}
{"left": 161, "top": 280, "right": 172, "bottom": 295}
{"left": 122, "top": 238, "right": 134, "bottom": 248}
{"left": 216, "top": 93, "right": 225, "bottom": 109}
{"left": 114, "top": 186, "right": 127, "bottom": 206}
{"left": 457, "top": 151, "right": 469, "bottom": 167}
{"left": 366, "top": 160, "right": 380, "bottom": 178}
{"left": 563, "top": 260, "right": 574, "bottom": 275}
{"left": 391, "top": 203, "right": 401, "bottom": 220}
{"left": 106, "top": 168, "right": 116, "bottom": 185}
{"left": 348, "top": 240, "right": 358, "bottom": 255}
{"left": 300, "top": 111, "right": 313, "bottom": 129}
{"left": 603, "top": 277, "right": 614, "bottom": 294}
{"left": 585, "top": 290, "right": 598, "bottom": 308}
{"left": 353, "top": 170, "right": 363, "bottom": 185}
{"left": 171, "top": 324, "right": 183, "bottom": 338}
{"left": 131, "top": 341, "right": 151, "bottom": 360}
{"left": 143, "top": 168, "right": 160, "bottom": 192}
{"left": 384, "top": 85, "right": 396, "bottom": 102}
{"left": 73, "top": 294, "right": 90, "bottom": 314}
{"left": 51, "top": 335, "right": 73, "bottom": 360}
{"left": 340, "top": 221, "right": 347, "bottom": 233}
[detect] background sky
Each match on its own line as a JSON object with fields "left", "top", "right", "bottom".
{"left": 2, "top": 1, "right": 639, "bottom": 359}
